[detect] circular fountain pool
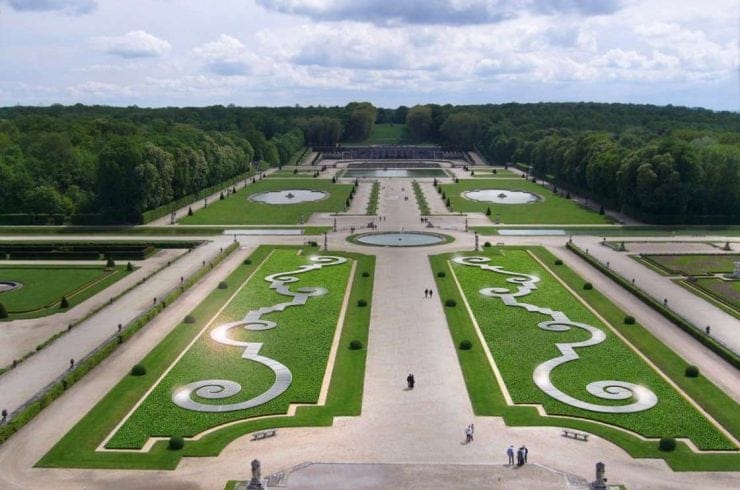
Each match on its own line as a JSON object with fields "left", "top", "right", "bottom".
{"left": 353, "top": 232, "right": 449, "bottom": 247}
{"left": 463, "top": 189, "right": 539, "bottom": 204}
{"left": 0, "top": 281, "right": 22, "bottom": 293}
{"left": 249, "top": 189, "right": 328, "bottom": 204}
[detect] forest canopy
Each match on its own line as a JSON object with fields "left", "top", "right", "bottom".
{"left": 0, "top": 102, "right": 737, "bottom": 224}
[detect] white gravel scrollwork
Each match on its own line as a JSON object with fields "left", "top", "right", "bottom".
{"left": 172, "top": 255, "right": 348, "bottom": 413}
{"left": 453, "top": 256, "right": 657, "bottom": 413}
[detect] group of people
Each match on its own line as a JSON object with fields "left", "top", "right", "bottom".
{"left": 406, "top": 373, "right": 415, "bottom": 389}
{"left": 423, "top": 289, "right": 434, "bottom": 298}
{"left": 507, "top": 445, "right": 528, "bottom": 466}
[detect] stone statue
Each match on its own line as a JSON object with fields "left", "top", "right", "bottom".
{"left": 593, "top": 461, "right": 607, "bottom": 489}
{"left": 247, "top": 458, "right": 263, "bottom": 489}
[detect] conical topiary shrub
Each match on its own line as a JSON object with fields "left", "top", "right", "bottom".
{"left": 0, "top": 302, "right": 8, "bottom": 319}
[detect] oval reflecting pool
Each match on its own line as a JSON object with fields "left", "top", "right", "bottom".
{"left": 354, "top": 232, "right": 447, "bottom": 247}
{"left": 0, "top": 281, "right": 22, "bottom": 293}
{"left": 463, "top": 189, "right": 539, "bottom": 204}
{"left": 249, "top": 189, "right": 327, "bottom": 204}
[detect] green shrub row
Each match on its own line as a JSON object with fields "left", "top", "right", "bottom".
{"left": 412, "top": 181, "right": 430, "bottom": 216}
{"left": 566, "top": 242, "right": 739, "bottom": 369}
{"left": 366, "top": 182, "right": 380, "bottom": 216}
{"left": 0, "top": 242, "right": 238, "bottom": 448}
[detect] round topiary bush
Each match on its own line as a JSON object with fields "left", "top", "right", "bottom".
{"left": 659, "top": 437, "right": 676, "bottom": 452}
{"left": 685, "top": 365, "right": 699, "bottom": 378}
{"left": 131, "top": 364, "right": 146, "bottom": 376}
{"left": 349, "top": 340, "right": 363, "bottom": 350}
{"left": 218, "top": 281, "right": 228, "bottom": 289}
{"left": 127, "top": 261, "right": 134, "bottom": 271}
{"left": 361, "top": 271, "right": 370, "bottom": 277}
{"left": 357, "top": 299, "right": 367, "bottom": 307}
{"left": 60, "top": 296, "right": 69, "bottom": 309}
{"left": 583, "top": 282, "right": 593, "bottom": 290}
{"left": 445, "top": 299, "right": 457, "bottom": 307}
{"left": 168, "top": 436, "right": 185, "bottom": 450}
{"left": 437, "top": 271, "right": 446, "bottom": 278}
{"left": 459, "top": 340, "right": 473, "bottom": 350}
{"left": 0, "top": 303, "right": 7, "bottom": 319}
{"left": 483, "top": 241, "right": 492, "bottom": 248}
{"left": 554, "top": 259, "right": 563, "bottom": 265}
{"left": 106, "top": 257, "right": 115, "bottom": 268}
{"left": 244, "top": 259, "right": 252, "bottom": 265}
{"left": 184, "top": 315, "right": 196, "bottom": 324}
{"left": 624, "top": 316, "right": 636, "bottom": 325}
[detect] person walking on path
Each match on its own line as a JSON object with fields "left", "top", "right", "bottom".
{"left": 517, "top": 446, "right": 525, "bottom": 466}
{"left": 429, "top": 289, "right": 433, "bottom": 299}
{"left": 469, "top": 423, "right": 474, "bottom": 441}
{"left": 507, "top": 445, "right": 514, "bottom": 465}
{"left": 523, "top": 445, "right": 528, "bottom": 463}
{"left": 406, "top": 373, "right": 415, "bottom": 389}
{"left": 464, "top": 425, "right": 472, "bottom": 444}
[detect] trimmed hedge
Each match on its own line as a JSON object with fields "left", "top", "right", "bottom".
{"left": 659, "top": 437, "right": 677, "bottom": 452}
{"left": 459, "top": 340, "right": 473, "bottom": 350}
{"left": 685, "top": 365, "right": 700, "bottom": 378}
{"left": 168, "top": 436, "right": 185, "bottom": 450}
{"left": 445, "top": 299, "right": 457, "bottom": 307}
{"left": 437, "top": 271, "right": 446, "bottom": 278}
{"left": 624, "top": 316, "right": 636, "bottom": 325}
{"left": 131, "top": 364, "right": 147, "bottom": 376}
{"left": 356, "top": 299, "right": 367, "bottom": 307}
{"left": 583, "top": 282, "right": 593, "bottom": 290}
{"left": 349, "top": 340, "right": 363, "bottom": 350}
{"left": 567, "top": 242, "right": 740, "bottom": 369}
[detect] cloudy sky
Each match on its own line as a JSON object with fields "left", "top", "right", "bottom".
{"left": 0, "top": 0, "right": 737, "bottom": 110}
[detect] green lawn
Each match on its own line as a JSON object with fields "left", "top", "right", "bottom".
{"left": 470, "top": 169, "right": 518, "bottom": 178}
{"left": 440, "top": 179, "right": 611, "bottom": 224}
{"left": 39, "top": 246, "right": 375, "bottom": 469}
{"left": 180, "top": 179, "right": 353, "bottom": 225}
{"left": 362, "top": 123, "right": 406, "bottom": 144}
{"left": 643, "top": 254, "right": 739, "bottom": 276}
{"left": 0, "top": 265, "right": 131, "bottom": 319}
{"left": 431, "top": 247, "right": 739, "bottom": 470}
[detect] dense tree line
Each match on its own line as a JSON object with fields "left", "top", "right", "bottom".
{"left": 1, "top": 102, "right": 737, "bottom": 223}
{"left": 403, "top": 103, "right": 739, "bottom": 222}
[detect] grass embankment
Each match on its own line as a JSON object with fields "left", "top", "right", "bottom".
{"left": 440, "top": 179, "right": 611, "bottom": 225}
{"left": 0, "top": 265, "right": 131, "bottom": 319}
{"left": 362, "top": 123, "right": 406, "bottom": 144}
{"left": 431, "top": 247, "right": 739, "bottom": 471}
{"left": 38, "top": 246, "right": 374, "bottom": 470}
{"left": 180, "top": 179, "right": 353, "bottom": 225}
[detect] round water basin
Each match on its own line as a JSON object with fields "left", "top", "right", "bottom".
{"left": 250, "top": 189, "right": 327, "bottom": 204}
{"left": 0, "top": 280, "right": 22, "bottom": 293}
{"left": 463, "top": 189, "right": 539, "bottom": 204}
{"left": 354, "top": 232, "right": 447, "bottom": 247}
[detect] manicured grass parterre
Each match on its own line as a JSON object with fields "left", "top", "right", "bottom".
{"left": 642, "top": 254, "right": 739, "bottom": 276}
{"left": 440, "top": 179, "right": 611, "bottom": 224}
{"left": 180, "top": 179, "right": 353, "bottom": 225}
{"left": 0, "top": 265, "right": 131, "bottom": 319}
{"left": 39, "top": 246, "right": 374, "bottom": 469}
{"left": 431, "top": 247, "right": 739, "bottom": 470}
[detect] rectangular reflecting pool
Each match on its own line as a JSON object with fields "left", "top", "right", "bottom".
{"left": 342, "top": 168, "right": 448, "bottom": 178}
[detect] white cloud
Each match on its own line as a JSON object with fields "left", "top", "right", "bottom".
{"left": 256, "top": 0, "right": 622, "bottom": 26}
{"left": 193, "top": 35, "right": 259, "bottom": 76}
{"left": 95, "top": 30, "right": 171, "bottom": 59}
{"left": 2, "top": 0, "right": 96, "bottom": 15}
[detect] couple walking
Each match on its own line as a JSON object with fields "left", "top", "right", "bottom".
{"left": 424, "top": 288, "right": 434, "bottom": 298}
{"left": 507, "top": 445, "right": 528, "bottom": 466}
